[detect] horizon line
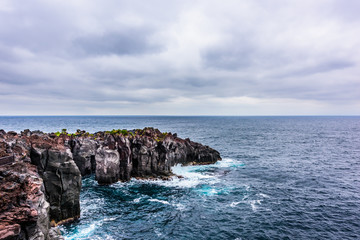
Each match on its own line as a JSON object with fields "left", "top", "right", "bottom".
{"left": 0, "top": 115, "right": 359, "bottom": 117}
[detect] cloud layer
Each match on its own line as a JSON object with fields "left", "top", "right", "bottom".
{"left": 0, "top": 0, "right": 359, "bottom": 115}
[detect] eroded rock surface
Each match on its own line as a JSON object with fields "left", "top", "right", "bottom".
{"left": 69, "top": 138, "right": 97, "bottom": 176}
{"left": 0, "top": 162, "right": 62, "bottom": 240}
{"left": 30, "top": 137, "right": 81, "bottom": 224}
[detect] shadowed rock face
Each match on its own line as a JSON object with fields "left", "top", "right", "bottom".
{"left": 31, "top": 148, "right": 81, "bottom": 223}
{"left": 0, "top": 127, "right": 221, "bottom": 236}
{"left": 69, "top": 138, "right": 97, "bottom": 176}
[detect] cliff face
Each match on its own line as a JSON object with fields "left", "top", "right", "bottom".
{"left": 0, "top": 162, "right": 57, "bottom": 240}
{"left": 0, "top": 127, "right": 221, "bottom": 238}
{"left": 28, "top": 134, "right": 82, "bottom": 224}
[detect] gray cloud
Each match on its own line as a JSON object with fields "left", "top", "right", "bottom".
{"left": 73, "top": 29, "right": 163, "bottom": 57}
{"left": 0, "top": 0, "right": 359, "bottom": 115}
{"left": 275, "top": 60, "right": 355, "bottom": 78}
{"left": 202, "top": 40, "right": 255, "bottom": 70}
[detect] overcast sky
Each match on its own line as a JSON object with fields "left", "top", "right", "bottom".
{"left": 0, "top": 0, "right": 359, "bottom": 115}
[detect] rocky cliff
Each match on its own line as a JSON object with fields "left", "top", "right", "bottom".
{"left": 0, "top": 162, "right": 63, "bottom": 240}
{"left": 0, "top": 127, "right": 221, "bottom": 239}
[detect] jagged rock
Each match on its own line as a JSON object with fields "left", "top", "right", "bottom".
{"left": 116, "top": 136, "right": 132, "bottom": 181}
{"left": 95, "top": 146, "right": 120, "bottom": 185}
{"left": 0, "top": 162, "right": 60, "bottom": 240}
{"left": 131, "top": 135, "right": 168, "bottom": 178}
{"left": 163, "top": 136, "right": 221, "bottom": 166}
{"left": 70, "top": 138, "right": 97, "bottom": 176}
{"left": 31, "top": 147, "right": 81, "bottom": 224}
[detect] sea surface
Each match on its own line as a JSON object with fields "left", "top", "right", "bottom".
{"left": 1, "top": 116, "right": 359, "bottom": 240}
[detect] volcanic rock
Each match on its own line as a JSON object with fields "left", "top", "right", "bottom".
{"left": 0, "top": 162, "right": 62, "bottom": 240}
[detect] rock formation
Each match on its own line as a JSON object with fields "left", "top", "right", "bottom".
{"left": 29, "top": 134, "right": 82, "bottom": 224}
{"left": 0, "top": 162, "right": 63, "bottom": 240}
{"left": 0, "top": 127, "right": 221, "bottom": 239}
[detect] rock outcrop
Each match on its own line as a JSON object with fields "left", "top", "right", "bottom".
{"left": 0, "top": 127, "right": 221, "bottom": 239}
{"left": 0, "top": 132, "right": 82, "bottom": 227}
{"left": 95, "top": 145, "right": 121, "bottom": 185}
{"left": 29, "top": 135, "right": 82, "bottom": 224}
{"left": 0, "top": 162, "right": 62, "bottom": 240}
{"left": 69, "top": 138, "right": 97, "bottom": 176}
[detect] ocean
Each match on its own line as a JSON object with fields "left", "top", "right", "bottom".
{"left": 1, "top": 116, "right": 359, "bottom": 239}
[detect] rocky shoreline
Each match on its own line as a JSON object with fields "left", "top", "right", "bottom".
{"left": 0, "top": 128, "right": 221, "bottom": 240}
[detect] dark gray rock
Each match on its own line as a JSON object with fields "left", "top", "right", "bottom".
{"left": 116, "top": 136, "right": 132, "bottom": 181}
{"left": 131, "top": 136, "right": 165, "bottom": 178}
{"left": 95, "top": 146, "right": 120, "bottom": 185}
{"left": 31, "top": 148, "right": 81, "bottom": 224}
{"left": 70, "top": 138, "right": 98, "bottom": 176}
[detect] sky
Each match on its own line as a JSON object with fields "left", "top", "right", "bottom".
{"left": 0, "top": 0, "right": 359, "bottom": 115}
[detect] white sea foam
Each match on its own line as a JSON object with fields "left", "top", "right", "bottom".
{"left": 229, "top": 199, "right": 262, "bottom": 211}
{"left": 249, "top": 200, "right": 262, "bottom": 211}
{"left": 64, "top": 220, "right": 103, "bottom": 240}
{"left": 151, "top": 164, "right": 219, "bottom": 189}
{"left": 230, "top": 201, "right": 241, "bottom": 207}
{"left": 215, "top": 158, "right": 244, "bottom": 168}
{"left": 174, "top": 203, "right": 186, "bottom": 211}
{"left": 149, "top": 198, "right": 186, "bottom": 211}
{"left": 130, "top": 158, "right": 241, "bottom": 189}
{"left": 133, "top": 197, "right": 141, "bottom": 203}
{"left": 149, "top": 199, "right": 170, "bottom": 205}
{"left": 91, "top": 235, "right": 115, "bottom": 240}
{"left": 258, "top": 193, "right": 270, "bottom": 198}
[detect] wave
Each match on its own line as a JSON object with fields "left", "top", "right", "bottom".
{"left": 161, "top": 158, "right": 243, "bottom": 189}
{"left": 148, "top": 198, "right": 186, "bottom": 211}
{"left": 149, "top": 198, "right": 170, "bottom": 205}
{"left": 63, "top": 220, "right": 103, "bottom": 240}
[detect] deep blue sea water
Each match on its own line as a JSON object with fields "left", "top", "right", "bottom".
{"left": 1, "top": 116, "right": 359, "bottom": 239}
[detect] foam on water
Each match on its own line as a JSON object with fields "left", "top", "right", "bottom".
{"left": 214, "top": 158, "right": 245, "bottom": 168}
{"left": 249, "top": 200, "right": 262, "bottom": 211}
{"left": 229, "top": 199, "right": 262, "bottom": 212}
{"left": 157, "top": 158, "right": 242, "bottom": 189}
{"left": 149, "top": 199, "right": 170, "bottom": 205}
{"left": 64, "top": 220, "right": 102, "bottom": 240}
{"left": 148, "top": 198, "right": 187, "bottom": 211}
